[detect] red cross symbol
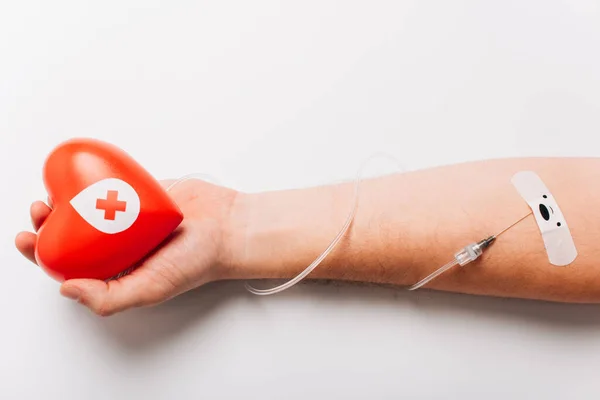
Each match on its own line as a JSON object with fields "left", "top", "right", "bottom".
{"left": 96, "top": 190, "right": 127, "bottom": 220}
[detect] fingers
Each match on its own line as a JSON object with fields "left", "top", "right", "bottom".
{"left": 30, "top": 201, "right": 52, "bottom": 232}
{"left": 15, "top": 231, "right": 38, "bottom": 265}
{"left": 60, "top": 268, "right": 176, "bottom": 316}
{"left": 15, "top": 201, "right": 52, "bottom": 266}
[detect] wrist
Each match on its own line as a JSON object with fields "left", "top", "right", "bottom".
{"left": 220, "top": 183, "right": 356, "bottom": 281}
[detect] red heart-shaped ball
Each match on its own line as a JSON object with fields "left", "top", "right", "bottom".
{"left": 35, "top": 138, "right": 184, "bottom": 282}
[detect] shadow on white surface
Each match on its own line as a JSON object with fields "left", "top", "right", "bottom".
{"left": 72, "top": 278, "right": 600, "bottom": 353}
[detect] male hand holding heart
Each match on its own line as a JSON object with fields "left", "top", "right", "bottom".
{"left": 16, "top": 178, "right": 239, "bottom": 316}
{"left": 15, "top": 138, "right": 239, "bottom": 316}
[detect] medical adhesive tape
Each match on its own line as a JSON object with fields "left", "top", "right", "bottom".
{"left": 511, "top": 170, "right": 577, "bottom": 266}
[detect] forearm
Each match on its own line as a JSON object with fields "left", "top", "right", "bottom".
{"left": 223, "top": 157, "right": 600, "bottom": 303}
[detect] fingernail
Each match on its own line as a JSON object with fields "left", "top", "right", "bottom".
{"left": 61, "top": 286, "right": 81, "bottom": 301}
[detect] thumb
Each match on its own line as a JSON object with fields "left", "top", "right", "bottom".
{"left": 60, "top": 270, "right": 174, "bottom": 316}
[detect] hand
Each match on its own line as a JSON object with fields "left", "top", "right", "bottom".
{"left": 15, "top": 179, "right": 239, "bottom": 316}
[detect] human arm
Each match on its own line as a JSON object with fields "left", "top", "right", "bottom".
{"left": 15, "top": 156, "right": 600, "bottom": 316}
{"left": 224, "top": 157, "right": 600, "bottom": 303}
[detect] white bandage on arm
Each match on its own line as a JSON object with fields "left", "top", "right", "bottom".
{"left": 511, "top": 171, "right": 578, "bottom": 266}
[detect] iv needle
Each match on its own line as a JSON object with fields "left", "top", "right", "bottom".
{"left": 407, "top": 210, "right": 534, "bottom": 291}
{"left": 493, "top": 211, "right": 533, "bottom": 239}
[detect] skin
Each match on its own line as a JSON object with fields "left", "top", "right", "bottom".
{"left": 15, "top": 157, "right": 600, "bottom": 316}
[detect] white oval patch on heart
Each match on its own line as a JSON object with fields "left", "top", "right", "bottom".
{"left": 69, "top": 178, "right": 141, "bottom": 234}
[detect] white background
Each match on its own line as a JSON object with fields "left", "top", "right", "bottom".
{"left": 2, "top": 1, "right": 600, "bottom": 399}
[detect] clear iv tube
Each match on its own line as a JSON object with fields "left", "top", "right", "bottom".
{"left": 244, "top": 153, "right": 403, "bottom": 295}
{"left": 166, "top": 173, "right": 219, "bottom": 192}
{"left": 407, "top": 259, "right": 460, "bottom": 291}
